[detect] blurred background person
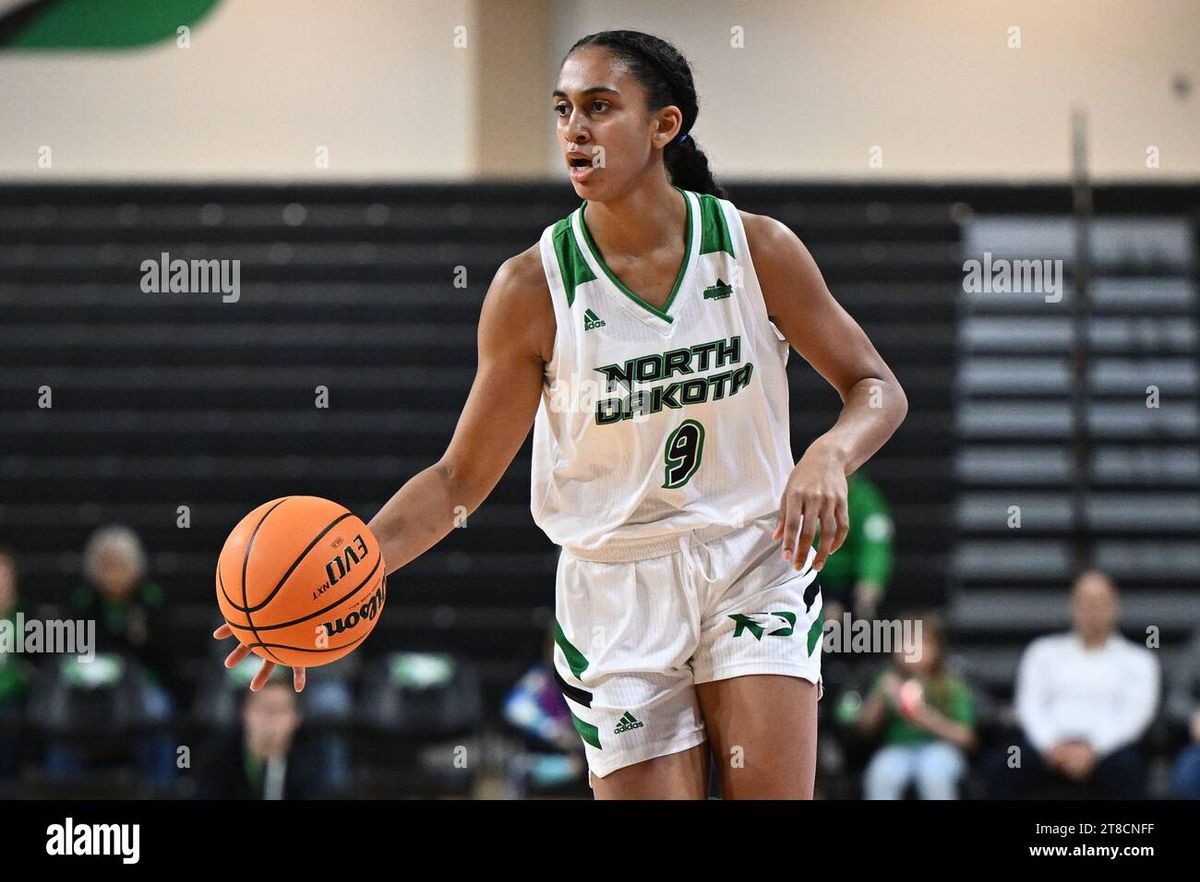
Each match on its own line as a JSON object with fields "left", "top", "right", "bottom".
{"left": 43, "top": 525, "right": 177, "bottom": 791}
{"left": 501, "top": 624, "right": 587, "bottom": 795}
{"left": 981, "top": 570, "right": 1161, "bottom": 799}
{"left": 813, "top": 470, "right": 895, "bottom": 624}
{"left": 857, "top": 611, "right": 977, "bottom": 799}
{"left": 71, "top": 525, "right": 176, "bottom": 696}
{"left": 196, "top": 674, "right": 324, "bottom": 799}
{"left": 1167, "top": 627, "right": 1200, "bottom": 799}
{"left": 0, "top": 549, "right": 31, "bottom": 781}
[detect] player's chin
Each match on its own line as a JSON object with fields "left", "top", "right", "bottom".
{"left": 567, "top": 163, "right": 599, "bottom": 190}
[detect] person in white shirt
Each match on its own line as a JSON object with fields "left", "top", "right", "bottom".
{"left": 1167, "top": 628, "right": 1200, "bottom": 799}
{"left": 982, "top": 569, "right": 1160, "bottom": 798}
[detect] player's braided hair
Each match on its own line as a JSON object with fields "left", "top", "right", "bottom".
{"left": 565, "top": 30, "right": 727, "bottom": 199}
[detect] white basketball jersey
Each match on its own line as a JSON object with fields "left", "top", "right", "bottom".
{"left": 530, "top": 187, "right": 795, "bottom": 554}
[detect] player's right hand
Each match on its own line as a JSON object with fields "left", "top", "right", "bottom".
{"left": 213, "top": 623, "right": 306, "bottom": 692}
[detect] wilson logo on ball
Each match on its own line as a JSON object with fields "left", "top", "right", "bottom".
{"left": 217, "top": 496, "right": 387, "bottom": 668}
{"left": 321, "top": 581, "right": 386, "bottom": 639}
{"left": 325, "top": 533, "right": 369, "bottom": 587}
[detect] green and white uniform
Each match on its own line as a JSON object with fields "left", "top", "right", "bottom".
{"left": 532, "top": 187, "right": 823, "bottom": 781}
{"left": 532, "top": 186, "right": 798, "bottom": 558}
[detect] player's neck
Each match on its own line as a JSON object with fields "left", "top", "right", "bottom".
{"left": 583, "top": 178, "right": 686, "bottom": 261}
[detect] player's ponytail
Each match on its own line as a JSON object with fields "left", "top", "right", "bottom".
{"left": 664, "top": 131, "right": 725, "bottom": 200}
{"left": 566, "top": 30, "right": 728, "bottom": 199}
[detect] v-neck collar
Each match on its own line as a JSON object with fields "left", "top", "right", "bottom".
{"left": 574, "top": 186, "right": 695, "bottom": 324}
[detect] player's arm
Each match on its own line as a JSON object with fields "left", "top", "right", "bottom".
{"left": 369, "top": 247, "right": 552, "bottom": 576}
{"left": 740, "top": 211, "right": 908, "bottom": 572}
{"left": 214, "top": 250, "right": 551, "bottom": 693}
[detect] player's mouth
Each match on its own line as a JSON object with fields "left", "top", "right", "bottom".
{"left": 567, "top": 153, "right": 596, "bottom": 183}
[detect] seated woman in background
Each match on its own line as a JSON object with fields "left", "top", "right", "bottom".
{"left": 857, "top": 611, "right": 977, "bottom": 800}
{"left": 46, "top": 525, "right": 177, "bottom": 792}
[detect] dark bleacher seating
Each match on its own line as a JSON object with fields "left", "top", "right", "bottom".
{"left": 22, "top": 654, "right": 163, "bottom": 797}
{"left": 0, "top": 182, "right": 963, "bottom": 718}
{"left": 353, "top": 651, "right": 483, "bottom": 797}
{"left": 2, "top": 182, "right": 1194, "bottom": 798}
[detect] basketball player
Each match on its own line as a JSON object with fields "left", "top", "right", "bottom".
{"left": 217, "top": 30, "right": 907, "bottom": 799}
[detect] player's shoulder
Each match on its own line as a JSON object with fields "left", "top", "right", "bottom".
{"left": 492, "top": 241, "right": 550, "bottom": 302}
{"left": 737, "top": 208, "right": 798, "bottom": 256}
{"left": 484, "top": 242, "right": 555, "bottom": 362}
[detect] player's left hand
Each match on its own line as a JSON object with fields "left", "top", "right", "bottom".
{"left": 213, "top": 623, "right": 307, "bottom": 692}
{"left": 773, "top": 441, "right": 849, "bottom": 571}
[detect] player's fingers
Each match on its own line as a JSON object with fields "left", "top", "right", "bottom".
{"left": 782, "top": 507, "right": 804, "bottom": 561}
{"left": 293, "top": 667, "right": 306, "bottom": 693}
{"left": 212, "top": 623, "right": 232, "bottom": 640}
{"left": 772, "top": 498, "right": 788, "bottom": 542}
{"left": 832, "top": 496, "right": 850, "bottom": 555}
{"left": 223, "top": 642, "right": 251, "bottom": 668}
{"left": 249, "top": 660, "right": 276, "bottom": 692}
{"left": 792, "top": 497, "right": 820, "bottom": 570}
{"left": 812, "top": 506, "right": 838, "bottom": 572}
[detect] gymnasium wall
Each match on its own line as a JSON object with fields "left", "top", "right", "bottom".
{"left": 0, "top": 0, "right": 1196, "bottom": 182}
{"left": 549, "top": 0, "right": 1200, "bottom": 182}
{"left": 0, "top": 0, "right": 479, "bottom": 181}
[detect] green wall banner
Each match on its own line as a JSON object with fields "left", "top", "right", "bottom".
{"left": 0, "top": 0, "right": 221, "bottom": 49}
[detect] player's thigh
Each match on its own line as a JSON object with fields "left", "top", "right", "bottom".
{"left": 589, "top": 741, "right": 710, "bottom": 800}
{"left": 697, "top": 673, "right": 818, "bottom": 799}
{"left": 553, "top": 548, "right": 709, "bottom": 794}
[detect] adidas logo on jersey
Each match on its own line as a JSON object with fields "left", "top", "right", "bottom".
{"left": 583, "top": 308, "right": 606, "bottom": 330}
{"left": 703, "top": 278, "right": 733, "bottom": 300}
{"left": 614, "top": 711, "right": 644, "bottom": 734}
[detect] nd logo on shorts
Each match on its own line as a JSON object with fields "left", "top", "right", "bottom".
{"left": 728, "top": 609, "right": 824, "bottom": 656}
{"left": 728, "top": 610, "right": 796, "bottom": 639}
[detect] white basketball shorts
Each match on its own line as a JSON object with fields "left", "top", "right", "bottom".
{"left": 551, "top": 510, "right": 824, "bottom": 781}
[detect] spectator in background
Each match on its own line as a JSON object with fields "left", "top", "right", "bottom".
{"left": 1167, "top": 628, "right": 1200, "bottom": 799}
{"left": 857, "top": 611, "right": 977, "bottom": 799}
{"left": 0, "top": 549, "right": 31, "bottom": 779}
{"left": 71, "top": 526, "right": 174, "bottom": 696}
{"left": 45, "top": 525, "right": 176, "bottom": 791}
{"left": 502, "top": 624, "right": 587, "bottom": 792}
{"left": 982, "top": 570, "right": 1160, "bottom": 799}
{"left": 196, "top": 675, "right": 322, "bottom": 799}
{"left": 813, "top": 471, "right": 893, "bottom": 623}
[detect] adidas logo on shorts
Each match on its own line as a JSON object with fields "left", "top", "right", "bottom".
{"left": 613, "top": 711, "right": 644, "bottom": 734}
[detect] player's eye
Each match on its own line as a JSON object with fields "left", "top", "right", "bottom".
{"left": 554, "top": 99, "right": 608, "bottom": 117}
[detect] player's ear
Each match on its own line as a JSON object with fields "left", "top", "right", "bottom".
{"left": 653, "top": 107, "right": 682, "bottom": 147}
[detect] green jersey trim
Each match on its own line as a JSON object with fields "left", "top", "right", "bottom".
{"left": 576, "top": 186, "right": 695, "bottom": 324}
{"left": 550, "top": 216, "right": 596, "bottom": 309}
{"left": 696, "top": 192, "right": 736, "bottom": 259}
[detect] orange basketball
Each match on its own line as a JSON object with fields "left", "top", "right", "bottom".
{"left": 216, "top": 496, "right": 387, "bottom": 667}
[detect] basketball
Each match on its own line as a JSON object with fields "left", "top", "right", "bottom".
{"left": 215, "top": 496, "right": 387, "bottom": 667}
